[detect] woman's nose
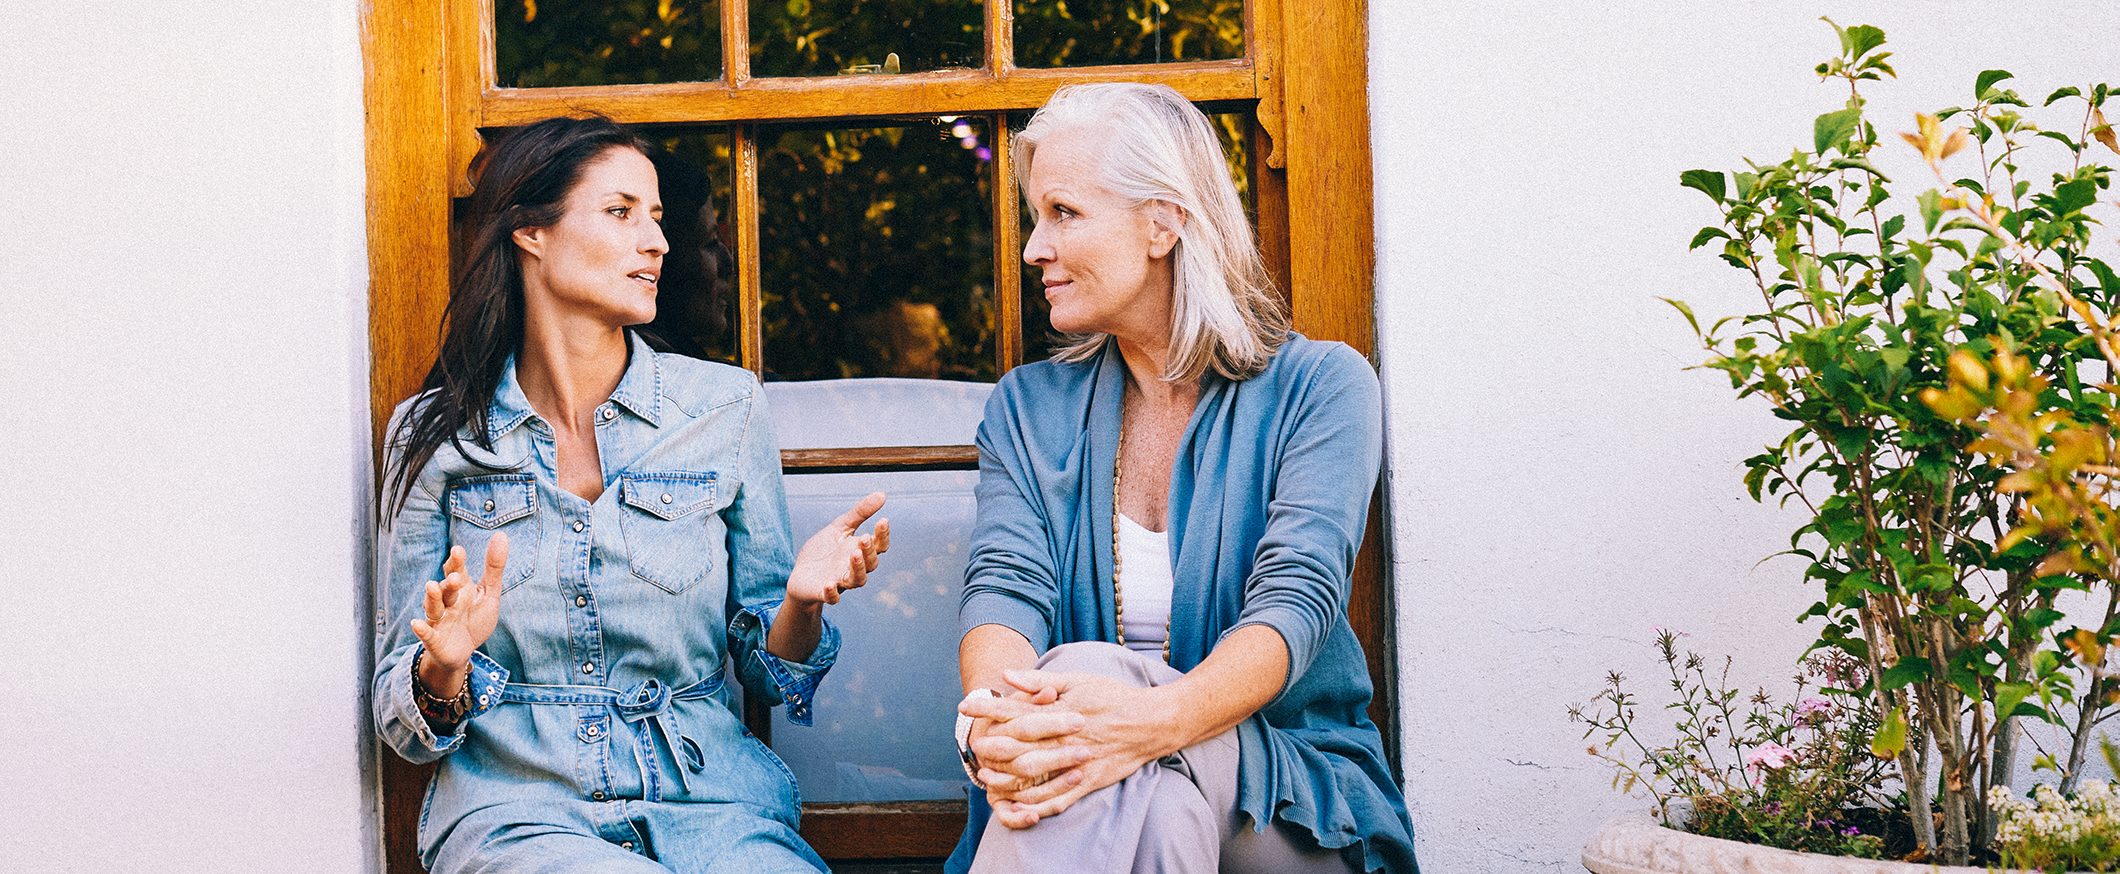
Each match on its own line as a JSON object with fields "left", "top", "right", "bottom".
{"left": 1022, "top": 223, "right": 1054, "bottom": 265}
{"left": 642, "top": 219, "right": 669, "bottom": 257}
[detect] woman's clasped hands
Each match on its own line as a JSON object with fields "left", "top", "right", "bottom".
{"left": 961, "top": 668, "right": 1183, "bottom": 829}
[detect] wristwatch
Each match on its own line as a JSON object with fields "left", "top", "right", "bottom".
{"left": 954, "top": 688, "right": 999, "bottom": 789}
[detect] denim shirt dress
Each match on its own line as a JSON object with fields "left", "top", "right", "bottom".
{"left": 372, "top": 332, "right": 837, "bottom": 873}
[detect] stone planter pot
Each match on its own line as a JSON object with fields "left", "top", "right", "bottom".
{"left": 1581, "top": 813, "right": 2025, "bottom": 873}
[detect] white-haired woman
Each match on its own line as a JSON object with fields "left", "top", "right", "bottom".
{"left": 947, "top": 84, "right": 1417, "bottom": 874}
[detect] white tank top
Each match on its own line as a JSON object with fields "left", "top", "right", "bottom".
{"left": 1117, "top": 514, "right": 1173, "bottom": 654}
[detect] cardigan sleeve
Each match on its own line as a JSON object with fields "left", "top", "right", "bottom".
{"left": 1231, "top": 343, "right": 1383, "bottom": 693}
{"left": 958, "top": 377, "right": 1062, "bottom": 651}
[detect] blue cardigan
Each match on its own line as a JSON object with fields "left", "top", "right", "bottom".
{"left": 949, "top": 335, "right": 1418, "bottom": 874}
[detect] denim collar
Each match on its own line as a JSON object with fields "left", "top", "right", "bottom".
{"left": 486, "top": 331, "right": 663, "bottom": 441}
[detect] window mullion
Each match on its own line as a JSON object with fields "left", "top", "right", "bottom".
{"left": 733, "top": 124, "right": 764, "bottom": 374}
{"left": 721, "top": 0, "right": 749, "bottom": 84}
{"left": 985, "top": 0, "right": 1014, "bottom": 74}
{"left": 992, "top": 111, "right": 1023, "bottom": 373}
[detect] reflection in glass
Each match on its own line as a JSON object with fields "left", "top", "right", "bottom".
{"left": 1014, "top": 0, "right": 1243, "bottom": 68}
{"left": 1022, "top": 112, "right": 1256, "bottom": 356}
{"left": 636, "top": 128, "right": 739, "bottom": 364}
{"left": 760, "top": 119, "right": 998, "bottom": 381}
{"left": 770, "top": 469, "right": 978, "bottom": 802}
{"left": 750, "top": 0, "right": 983, "bottom": 78}
{"left": 495, "top": 0, "right": 723, "bottom": 88}
{"left": 764, "top": 380, "right": 992, "bottom": 450}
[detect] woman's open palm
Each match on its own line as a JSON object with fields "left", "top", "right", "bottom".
{"left": 411, "top": 534, "right": 509, "bottom": 670}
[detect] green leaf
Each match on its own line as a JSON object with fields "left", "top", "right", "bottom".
{"left": 1680, "top": 169, "right": 1726, "bottom": 203}
{"left": 1996, "top": 682, "right": 2035, "bottom": 723}
{"left": 1976, "top": 69, "right": 2015, "bottom": 99}
{"left": 1919, "top": 189, "right": 1944, "bottom": 233}
{"left": 1840, "top": 23, "right": 1886, "bottom": 60}
{"left": 2048, "top": 85, "right": 2084, "bottom": 106}
{"left": 1689, "top": 227, "right": 1730, "bottom": 250}
{"left": 2054, "top": 178, "right": 2098, "bottom": 216}
{"left": 1881, "top": 657, "right": 1932, "bottom": 690}
{"left": 1814, "top": 107, "right": 1864, "bottom": 155}
{"left": 1661, "top": 297, "right": 1702, "bottom": 337}
{"left": 2088, "top": 260, "right": 2120, "bottom": 294}
{"left": 1880, "top": 214, "right": 1905, "bottom": 240}
{"left": 1871, "top": 705, "right": 1908, "bottom": 759}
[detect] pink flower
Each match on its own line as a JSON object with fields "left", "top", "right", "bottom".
{"left": 1796, "top": 697, "right": 1834, "bottom": 720}
{"left": 1746, "top": 742, "right": 1796, "bottom": 771}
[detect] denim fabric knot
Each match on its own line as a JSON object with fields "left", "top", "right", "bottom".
{"left": 614, "top": 678, "right": 708, "bottom": 795}
{"left": 497, "top": 669, "right": 723, "bottom": 802}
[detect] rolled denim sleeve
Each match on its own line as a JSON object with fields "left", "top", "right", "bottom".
{"left": 371, "top": 404, "right": 509, "bottom": 762}
{"left": 729, "top": 603, "right": 838, "bottom": 725}
{"left": 376, "top": 647, "right": 510, "bottom": 758}
{"left": 1232, "top": 344, "right": 1382, "bottom": 694}
{"left": 722, "top": 382, "right": 837, "bottom": 724}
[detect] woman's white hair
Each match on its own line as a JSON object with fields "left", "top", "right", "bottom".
{"left": 1013, "top": 83, "right": 1287, "bottom": 382}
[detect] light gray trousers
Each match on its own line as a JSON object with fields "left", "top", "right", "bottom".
{"left": 968, "top": 641, "right": 1357, "bottom": 874}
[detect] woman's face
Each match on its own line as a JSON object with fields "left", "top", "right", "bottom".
{"left": 515, "top": 146, "right": 668, "bottom": 329}
{"left": 1021, "top": 129, "right": 1178, "bottom": 341}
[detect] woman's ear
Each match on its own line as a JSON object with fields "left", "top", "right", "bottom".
{"left": 512, "top": 225, "right": 545, "bottom": 260}
{"left": 1146, "top": 202, "right": 1185, "bottom": 259}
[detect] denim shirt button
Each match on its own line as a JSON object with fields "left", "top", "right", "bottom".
{"left": 572, "top": 520, "right": 586, "bottom": 533}
{"left": 621, "top": 841, "right": 634, "bottom": 851}
{"left": 601, "top": 406, "right": 616, "bottom": 421}
{"left": 592, "top": 790, "right": 606, "bottom": 801}
{"left": 575, "top": 595, "right": 588, "bottom": 608}
{"left": 660, "top": 493, "right": 673, "bottom": 504}
{"left": 482, "top": 499, "right": 495, "bottom": 512}
{"left": 580, "top": 662, "right": 594, "bottom": 674}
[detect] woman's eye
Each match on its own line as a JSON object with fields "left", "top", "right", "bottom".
{"left": 608, "top": 206, "right": 631, "bottom": 219}
{"left": 1053, "top": 205, "right": 1076, "bottom": 220}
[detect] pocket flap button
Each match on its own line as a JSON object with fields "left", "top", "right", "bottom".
{"left": 482, "top": 499, "right": 495, "bottom": 512}
{"left": 660, "top": 493, "right": 673, "bottom": 504}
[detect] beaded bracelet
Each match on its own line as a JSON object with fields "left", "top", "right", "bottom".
{"left": 411, "top": 646, "right": 474, "bottom": 725}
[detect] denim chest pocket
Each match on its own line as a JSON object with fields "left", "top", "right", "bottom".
{"left": 616, "top": 471, "right": 731, "bottom": 595}
{"left": 445, "top": 474, "right": 541, "bottom": 593}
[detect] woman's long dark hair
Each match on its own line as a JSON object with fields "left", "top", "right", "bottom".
{"left": 384, "top": 116, "right": 653, "bottom": 518}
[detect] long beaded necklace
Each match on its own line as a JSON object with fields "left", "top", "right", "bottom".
{"left": 1113, "top": 400, "right": 1173, "bottom": 663}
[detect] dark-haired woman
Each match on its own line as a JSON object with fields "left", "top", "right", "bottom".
{"left": 372, "top": 116, "right": 886, "bottom": 874}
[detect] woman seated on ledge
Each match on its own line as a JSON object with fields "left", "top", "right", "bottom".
{"left": 372, "top": 116, "right": 888, "bottom": 874}
{"left": 949, "top": 84, "right": 1419, "bottom": 874}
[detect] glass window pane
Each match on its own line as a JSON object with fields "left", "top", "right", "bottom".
{"left": 769, "top": 469, "right": 978, "bottom": 803}
{"left": 1022, "top": 111, "right": 1255, "bottom": 356}
{"left": 750, "top": 0, "right": 984, "bottom": 78}
{"left": 495, "top": 0, "right": 723, "bottom": 88}
{"left": 764, "top": 380, "right": 991, "bottom": 449}
{"left": 760, "top": 119, "right": 999, "bottom": 383}
{"left": 642, "top": 128, "right": 740, "bottom": 364}
{"left": 1014, "top": 0, "right": 1243, "bottom": 68}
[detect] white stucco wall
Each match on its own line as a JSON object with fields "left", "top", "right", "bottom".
{"left": 1373, "top": 3, "right": 2120, "bottom": 871}
{"left": 0, "top": 2, "right": 374, "bottom": 872}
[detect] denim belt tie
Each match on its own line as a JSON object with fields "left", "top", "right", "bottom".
{"left": 499, "top": 669, "right": 724, "bottom": 800}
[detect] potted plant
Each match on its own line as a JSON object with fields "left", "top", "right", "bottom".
{"left": 1576, "top": 19, "right": 2118, "bottom": 870}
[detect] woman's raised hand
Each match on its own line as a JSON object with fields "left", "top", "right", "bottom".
{"left": 786, "top": 492, "right": 890, "bottom": 608}
{"left": 410, "top": 533, "right": 510, "bottom": 691}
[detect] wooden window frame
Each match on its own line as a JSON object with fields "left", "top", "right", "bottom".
{"left": 362, "top": 1, "right": 1380, "bottom": 869}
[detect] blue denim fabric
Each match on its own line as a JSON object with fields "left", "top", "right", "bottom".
{"left": 373, "top": 332, "right": 835, "bottom": 873}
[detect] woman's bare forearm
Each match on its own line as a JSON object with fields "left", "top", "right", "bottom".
{"left": 766, "top": 598, "right": 824, "bottom": 663}
{"left": 1149, "top": 624, "right": 1289, "bottom": 754}
{"left": 962, "top": 623, "right": 1039, "bottom": 693}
